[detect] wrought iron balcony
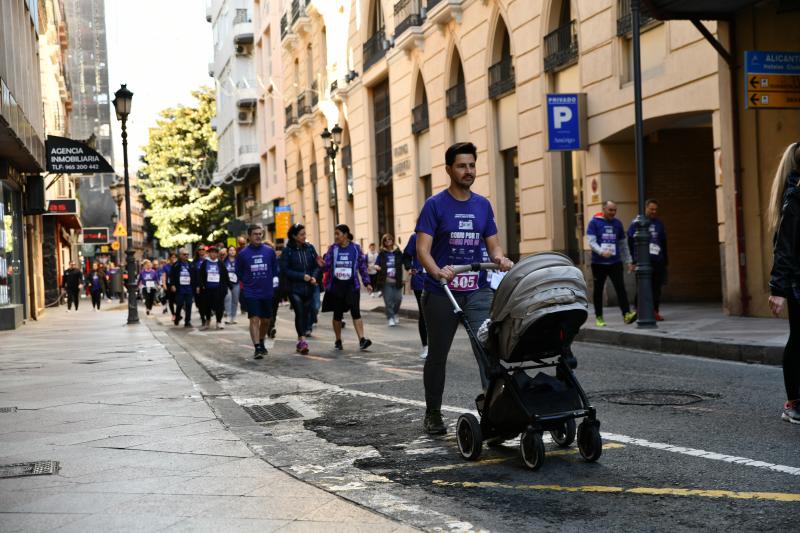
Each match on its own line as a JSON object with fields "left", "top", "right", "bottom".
{"left": 280, "top": 13, "right": 288, "bottom": 39}
{"left": 543, "top": 20, "right": 579, "bottom": 72}
{"left": 363, "top": 28, "right": 387, "bottom": 71}
{"left": 284, "top": 104, "right": 297, "bottom": 130}
{"left": 488, "top": 57, "right": 515, "bottom": 99}
{"left": 617, "top": 0, "right": 656, "bottom": 36}
{"left": 297, "top": 91, "right": 312, "bottom": 117}
{"left": 427, "top": 0, "right": 442, "bottom": 9}
{"left": 445, "top": 82, "right": 467, "bottom": 118}
{"left": 311, "top": 81, "right": 319, "bottom": 107}
{"left": 291, "top": 0, "right": 302, "bottom": 24}
{"left": 394, "top": 0, "right": 423, "bottom": 39}
{"left": 330, "top": 80, "right": 338, "bottom": 94}
{"left": 411, "top": 103, "right": 429, "bottom": 134}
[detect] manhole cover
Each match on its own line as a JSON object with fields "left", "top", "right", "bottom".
{"left": 0, "top": 407, "right": 17, "bottom": 413}
{"left": 601, "top": 390, "right": 705, "bottom": 406}
{"left": 0, "top": 461, "right": 60, "bottom": 478}
{"left": 243, "top": 403, "right": 302, "bottom": 423}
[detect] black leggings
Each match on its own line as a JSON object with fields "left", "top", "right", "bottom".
{"left": 144, "top": 289, "right": 156, "bottom": 310}
{"left": 785, "top": 296, "right": 800, "bottom": 401}
{"left": 591, "top": 262, "right": 630, "bottom": 317}
{"left": 91, "top": 291, "right": 102, "bottom": 309}
{"left": 414, "top": 289, "right": 428, "bottom": 347}
{"left": 289, "top": 292, "right": 313, "bottom": 337}
{"left": 207, "top": 287, "right": 225, "bottom": 323}
{"left": 67, "top": 289, "right": 80, "bottom": 310}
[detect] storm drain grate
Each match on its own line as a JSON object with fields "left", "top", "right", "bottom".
{"left": 0, "top": 461, "right": 60, "bottom": 478}
{"left": 243, "top": 403, "right": 302, "bottom": 423}
{"left": 600, "top": 389, "right": 705, "bottom": 406}
{"left": 0, "top": 407, "right": 17, "bottom": 413}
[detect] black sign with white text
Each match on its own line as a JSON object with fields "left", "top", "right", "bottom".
{"left": 82, "top": 227, "right": 110, "bottom": 244}
{"left": 46, "top": 136, "right": 114, "bottom": 174}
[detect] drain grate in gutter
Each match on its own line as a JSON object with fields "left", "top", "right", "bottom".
{"left": 0, "top": 461, "right": 60, "bottom": 478}
{"left": 0, "top": 407, "right": 17, "bottom": 413}
{"left": 243, "top": 403, "right": 302, "bottom": 423}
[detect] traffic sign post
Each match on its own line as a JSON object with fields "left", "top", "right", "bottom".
{"left": 744, "top": 51, "right": 800, "bottom": 110}
{"left": 113, "top": 222, "right": 127, "bottom": 237}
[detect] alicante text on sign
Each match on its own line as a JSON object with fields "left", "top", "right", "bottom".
{"left": 45, "top": 136, "right": 115, "bottom": 174}
{"left": 744, "top": 51, "right": 800, "bottom": 110}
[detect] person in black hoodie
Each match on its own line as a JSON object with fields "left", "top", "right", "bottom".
{"left": 375, "top": 233, "right": 404, "bottom": 327}
{"left": 170, "top": 248, "right": 197, "bottom": 327}
{"left": 197, "top": 246, "right": 230, "bottom": 330}
{"left": 768, "top": 141, "right": 800, "bottom": 425}
{"left": 280, "top": 224, "right": 321, "bottom": 354}
{"left": 62, "top": 261, "right": 83, "bottom": 311}
{"left": 85, "top": 262, "right": 107, "bottom": 310}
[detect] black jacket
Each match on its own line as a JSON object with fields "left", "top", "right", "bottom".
{"left": 62, "top": 268, "right": 83, "bottom": 291}
{"left": 376, "top": 248, "right": 404, "bottom": 288}
{"left": 770, "top": 172, "right": 800, "bottom": 297}
{"left": 197, "top": 259, "right": 230, "bottom": 291}
{"left": 85, "top": 270, "right": 108, "bottom": 294}
{"left": 279, "top": 242, "right": 321, "bottom": 297}
{"left": 169, "top": 261, "right": 197, "bottom": 290}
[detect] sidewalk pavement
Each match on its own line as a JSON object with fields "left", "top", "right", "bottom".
{"left": 363, "top": 293, "right": 788, "bottom": 365}
{"left": 0, "top": 306, "right": 416, "bottom": 533}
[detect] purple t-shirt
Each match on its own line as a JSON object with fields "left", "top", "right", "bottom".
{"left": 138, "top": 269, "right": 159, "bottom": 290}
{"left": 415, "top": 190, "right": 498, "bottom": 294}
{"left": 235, "top": 244, "right": 277, "bottom": 300}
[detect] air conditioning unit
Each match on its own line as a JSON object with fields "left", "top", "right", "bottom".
{"left": 237, "top": 110, "right": 254, "bottom": 125}
{"left": 235, "top": 43, "right": 252, "bottom": 56}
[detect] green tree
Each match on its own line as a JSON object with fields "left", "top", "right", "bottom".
{"left": 138, "top": 87, "right": 231, "bottom": 248}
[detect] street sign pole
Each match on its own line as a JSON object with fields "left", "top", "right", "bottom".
{"left": 631, "top": 0, "right": 656, "bottom": 329}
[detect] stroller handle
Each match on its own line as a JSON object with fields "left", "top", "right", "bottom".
{"left": 449, "top": 262, "right": 499, "bottom": 275}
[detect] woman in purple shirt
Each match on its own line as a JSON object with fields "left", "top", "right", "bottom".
{"left": 137, "top": 259, "right": 160, "bottom": 316}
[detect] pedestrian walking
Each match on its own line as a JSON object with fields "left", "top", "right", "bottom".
{"left": 170, "top": 248, "right": 195, "bottom": 327}
{"left": 192, "top": 246, "right": 211, "bottom": 328}
{"left": 106, "top": 261, "right": 120, "bottom": 301}
{"left": 224, "top": 246, "right": 240, "bottom": 324}
{"left": 137, "top": 260, "right": 159, "bottom": 316}
{"left": 161, "top": 253, "right": 177, "bottom": 318}
{"left": 235, "top": 224, "right": 279, "bottom": 359}
{"left": 280, "top": 223, "right": 321, "bottom": 355}
{"left": 321, "top": 224, "right": 373, "bottom": 351}
{"left": 62, "top": 261, "right": 83, "bottom": 312}
{"left": 198, "top": 246, "right": 229, "bottom": 330}
{"left": 367, "top": 242, "right": 380, "bottom": 298}
{"left": 86, "top": 262, "right": 107, "bottom": 311}
{"left": 587, "top": 200, "right": 637, "bottom": 327}
{"left": 627, "top": 199, "right": 668, "bottom": 321}
{"left": 376, "top": 233, "right": 404, "bottom": 327}
{"left": 266, "top": 240, "right": 282, "bottom": 340}
{"left": 415, "top": 142, "right": 514, "bottom": 435}
{"left": 402, "top": 233, "right": 428, "bottom": 358}
{"left": 768, "top": 141, "right": 800, "bottom": 425}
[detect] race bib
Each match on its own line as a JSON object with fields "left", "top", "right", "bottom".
{"left": 387, "top": 267, "right": 396, "bottom": 278}
{"left": 207, "top": 272, "right": 220, "bottom": 283}
{"left": 649, "top": 243, "right": 661, "bottom": 256}
{"left": 334, "top": 267, "right": 352, "bottom": 281}
{"left": 145, "top": 281, "right": 155, "bottom": 290}
{"left": 273, "top": 276, "right": 280, "bottom": 288}
{"left": 179, "top": 272, "right": 190, "bottom": 286}
{"left": 449, "top": 272, "right": 479, "bottom": 292}
{"left": 600, "top": 243, "right": 616, "bottom": 256}
{"left": 229, "top": 272, "right": 238, "bottom": 283}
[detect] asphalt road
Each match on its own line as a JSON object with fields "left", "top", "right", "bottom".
{"left": 149, "top": 302, "right": 799, "bottom": 532}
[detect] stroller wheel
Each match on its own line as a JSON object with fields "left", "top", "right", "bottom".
{"left": 549, "top": 419, "right": 576, "bottom": 448}
{"left": 456, "top": 414, "right": 483, "bottom": 461}
{"left": 577, "top": 420, "right": 603, "bottom": 462}
{"left": 520, "top": 430, "right": 545, "bottom": 471}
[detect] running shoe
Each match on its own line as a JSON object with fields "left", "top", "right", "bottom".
{"left": 782, "top": 400, "right": 800, "bottom": 424}
{"left": 334, "top": 340, "right": 343, "bottom": 351}
{"left": 184, "top": 322, "right": 193, "bottom": 328}
{"left": 359, "top": 337, "right": 372, "bottom": 351}
{"left": 388, "top": 318, "right": 395, "bottom": 327}
{"left": 268, "top": 328, "right": 277, "bottom": 339}
{"left": 623, "top": 311, "right": 638, "bottom": 324}
{"left": 217, "top": 321, "right": 224, "bottom": 330}
{"left": 420, "top": 346, "right": 428, "bottom": 359}
{"left": 162, "top": 307, "right": 168, "bottom": 314}
{"left": 200, "top": 323, "right": 209, "bottom": 331}
{"left": 423, "top": 410, "right": 446, "bottom": 435}
{"left": 173, "top": 317, "right": 180, "bottom": 326}
{"left": 254, "top": 346, "right": 264, "bottom": 360}
{"left": 655, "top": 312, "right": 665, "bottom": 321}
{"left": 297, "top": 340, "right": 309, "bottom": 355}
{"left": 595, "top": 317, "right": 606, "bottom": 327}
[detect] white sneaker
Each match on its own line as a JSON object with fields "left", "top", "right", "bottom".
{"left": 217, "top": 322, "right": 224, "bottom": 330}
{"left": 420, "top": 346, "right": 428, "bottom": 359}
{"left": 388, "top": 318, "right": 395, "bottom": 327}
{"left": 394, "top": 316, "right": 400, "bottom": 325}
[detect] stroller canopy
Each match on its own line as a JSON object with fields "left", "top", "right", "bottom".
{"left": 490, "top": 252, "right": 588, "bottom": 360}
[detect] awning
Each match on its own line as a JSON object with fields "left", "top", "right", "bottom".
{"left": 48, "top": 212, "right": 82, "bottom": 231}
{"left": 644, "top": 0, "right": 762, "bottom": 20}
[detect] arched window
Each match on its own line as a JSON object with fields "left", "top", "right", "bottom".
{"left": 363, "top": 1, "right": 387, "bottom": 70}
{"left": 446, "top": 49, "right": 466, "bottom": 118}
{"left": 489, "top": 18, "right": 515, "bottom": 99}
{"left": 412, "top": 76, "right": 429, "bottom": 134}
{"left": 544, "top": 0, "right": 578, "bottom": 72}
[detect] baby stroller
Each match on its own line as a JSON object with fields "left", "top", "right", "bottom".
{"left": 447, "top": 253, "right": 602, "bottom": 470}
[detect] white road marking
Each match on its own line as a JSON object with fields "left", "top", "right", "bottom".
{"left": 337, "top": 387, "right": 800, "bottom": 477}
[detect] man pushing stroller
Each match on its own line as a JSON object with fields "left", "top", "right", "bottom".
{"left": 415, "top": 142, "right": 514, "bottom": 435}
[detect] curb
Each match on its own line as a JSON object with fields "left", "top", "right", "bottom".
{"left": 369, "top": 306, "right": 783, "bottom": 366}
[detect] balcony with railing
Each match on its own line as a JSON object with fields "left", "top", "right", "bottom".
{"left": 411, "top": 103, "right": 429, "bottom": 134}
{"left": 394, "top": 0, "right": 423, "bottom": 40}
{"left": 280, "top": 13, "right": 289, "bottom": 39}
{"left": 488, "top": 57, "right": 515, "bottom": 99}
{"left": 284, "top": 104, "right": 298, "bottom": 132}
{"left": 291, "top": 0, "right": 311, "bottom": 33}
{"left": 543, "top": 20, "right": 579, "bottom": 72}
{"left": 617, "top": 0, "right": 657, "bottom": 36}
{"left": 233, "top": 8, "right": 253, "bottom": 45}
{"left": 426, "top": 0, "right": 464, "bottom": 26}
{"left": 235, "top": 79, "right": 258, "bottom": 106}
{"left": 281, "top": 12, "right": 298, "bottom": 49}
{"left": 363, "top": 28, "right": 387, "bottom": 71}
{"left": 297, "top": 91, "right": 312, "bottom": 122}
{"left": 310, "top": 80, "right": 319, "bottom": 108}
{"left": 445, "top": 82, "right": 467, "bottom": 118}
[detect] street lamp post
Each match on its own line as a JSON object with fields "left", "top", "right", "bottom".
{"left": 321, "top": 124, "right": 343, "bottom": 226}
{"left": 631, "top": 1, "right": 656, "bottom": 329}
{"left": 112, "top": 84, "right": 139, "bottom": 325}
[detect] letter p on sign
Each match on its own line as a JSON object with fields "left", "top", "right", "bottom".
{"left": 553, "top": 106, "right": 573, "bottom": 129}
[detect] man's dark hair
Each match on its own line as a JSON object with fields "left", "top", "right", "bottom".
{"left": 645, "top": 198, "right": 659, "bottom": 207}
{"left": 445, "top": 142, "right": 478, "bottom": 166}
{"left": 247, "top": 224, "right": 262, "bottom": 235}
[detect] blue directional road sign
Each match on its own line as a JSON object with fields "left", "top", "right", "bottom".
{"left": 546, "top": 93, "right": 588, "bottom": 151}
{"left": 744, "top": 51, "right": 800, "bottom": 109}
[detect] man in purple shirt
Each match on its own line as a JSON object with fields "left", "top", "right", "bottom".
{"left": 415, "top": 142, "right": 513, "bottom": 435}
{"left": 236, "top": 224, "right": 278, "bottom": 359}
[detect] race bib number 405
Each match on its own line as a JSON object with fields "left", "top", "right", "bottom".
{"left": 449, "top": 272, "right": 479, "bottom": 292}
